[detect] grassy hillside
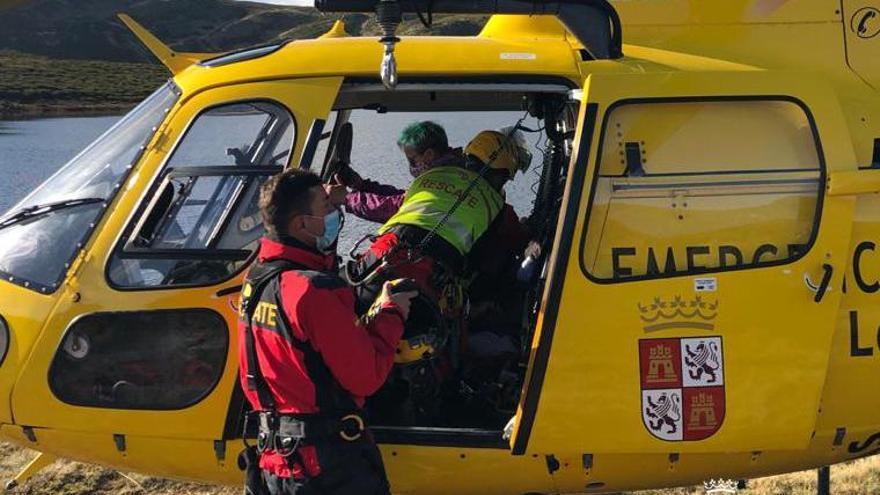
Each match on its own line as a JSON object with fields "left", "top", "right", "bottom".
{"left": 1, "top": 441, "right": 877, "bottom": 494}
{"left": 0, "top": 0, "right": 485, "bottom": 62}
{"left": 0, "top": 0, "right": 485, "bottom": 118}
{"left": 0, "top": 51, "right": 166, "bottom": 118}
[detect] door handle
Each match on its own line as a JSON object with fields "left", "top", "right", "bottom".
{"left": 813, "top": 264, "right": 834, "bottom": 303}
{"left": 216, "top": 285, "right": 242, "bottom": 297}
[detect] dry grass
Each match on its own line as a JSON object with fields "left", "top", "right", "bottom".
{"left": 0, "top": 442, "right": 877, "bottom": 494}
{"left": 0, "top": 442, "right": 235, "bottom": 495}
{"left": 630, "top": 457, "right": 880, "bottom": 495}
{"left": 747, "top": 458, "right": 880, "bottom": 495}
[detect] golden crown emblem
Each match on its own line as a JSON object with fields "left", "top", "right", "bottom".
{"left": 703, "top": 478, "right": 738, "bottom": 494}
{"left": 638, "top": 295, "right": 718, "bottom": 332}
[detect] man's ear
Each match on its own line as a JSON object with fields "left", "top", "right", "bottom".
{"left": 422, "top": 148, "right": 436, "bottom": 163}
{"left": 286, "top": 214, "right": 304, "bottom": 237}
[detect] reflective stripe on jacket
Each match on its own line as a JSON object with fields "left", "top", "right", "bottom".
{"left": 377, "top": 166, "right": 504, "bottom": 255}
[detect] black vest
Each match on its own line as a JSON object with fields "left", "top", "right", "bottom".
{"left": 241, "top": 259, "right": 358, "bottom": 415}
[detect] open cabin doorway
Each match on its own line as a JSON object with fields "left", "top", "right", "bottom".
{"left": 306, "top": 79, "right": 580, "bottom": 448}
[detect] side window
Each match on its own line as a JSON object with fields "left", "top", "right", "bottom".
{"left": 168, "top": 102, "right": 293, "bottom": 168}
{"left": 581, "top": 99, "right": 822, "bottom": 281}
{"left": 49, "top": 309, "right": 227, "bottom": 410}
{"left": 107, "top": 101, "right": 294, "bottom": 289}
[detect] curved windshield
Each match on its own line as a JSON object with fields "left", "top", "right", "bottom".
{"left": 8, "top": 83, "right": 179, "bottom": 212}
{"left": 0, "top": 82, "right": 180, "bottom": 293}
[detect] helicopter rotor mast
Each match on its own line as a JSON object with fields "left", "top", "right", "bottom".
{"left": 314, "top": 0, "right": 622, "bottom": 89}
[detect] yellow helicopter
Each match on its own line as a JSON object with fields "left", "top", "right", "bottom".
{"left": 1, "top": 0, "right": 879, "bottom": 493}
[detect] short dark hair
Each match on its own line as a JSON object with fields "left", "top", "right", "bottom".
{"left": 397, "top": 121, "right": 449, "bottom": 154}
{"left": 259, "top": 168, "right": 322, "bottom": 239}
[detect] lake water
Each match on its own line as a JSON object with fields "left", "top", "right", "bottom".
{"left": 0, "top": 111, "right": 542, "bottom": 256}
{"left": 0, "top": 116, "right": 122, "bottom": 214}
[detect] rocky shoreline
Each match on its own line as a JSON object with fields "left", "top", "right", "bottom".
{"left": 0, "top": 102, "right": 137, "bottom": 120}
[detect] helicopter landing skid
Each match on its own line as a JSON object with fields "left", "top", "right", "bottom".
{"left": 4, "top": 452, "right": 57, "bottom": 492}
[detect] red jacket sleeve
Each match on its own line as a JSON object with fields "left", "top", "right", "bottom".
{"left": 293, "top": 283, "right": 405, "bottom": 398}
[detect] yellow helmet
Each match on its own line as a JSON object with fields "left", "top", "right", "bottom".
{"left": 390, "top": 292, "right": 445, "bottom": 364}
{"left": 465, "top": 128, "right": 532, "bottom": 176}
{"left": 394, "top": 334, "right": 437, "bottom": 364}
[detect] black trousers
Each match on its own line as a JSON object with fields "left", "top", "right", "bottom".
{"left": 262, "top": 439, "right": 391, "bottom": 495}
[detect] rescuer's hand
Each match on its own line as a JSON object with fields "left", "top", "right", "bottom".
{"left": 517, "top": 241, "right": 543, "bottom": 284}
{"left": 502, "top": 416, "right": 516, "bottom": 440}
{"left": 379, "top": 279, "right": 419, "bottom": 320}
{"left": 524, "top": 240, "right": 542, "bottom": 260}
{"left": 334, "top": 166, "right": 364, "bottom": 190}
{"left": 326, "top": 183, "right": 348, "bottom": 206}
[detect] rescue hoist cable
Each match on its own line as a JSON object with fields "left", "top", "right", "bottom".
{"left": 315, "top": 0, "right": 623, "bottom": 60}
{"left": 376, "top": 0, "right": 402, "bottom": 89}
{"left": 408, "top": 0, "right": 434, "bottom": 27}
{"left": 413, "top": 110, "right": 531, "bottom": 254}
{"left": 374, "top": 0, "right": 436, "bottom": 89}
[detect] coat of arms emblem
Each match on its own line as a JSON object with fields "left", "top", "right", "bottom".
{"left": 639, "top": 337, "right": 725, "bottom": 441}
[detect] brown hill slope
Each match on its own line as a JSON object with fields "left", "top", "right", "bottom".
{"left": 0, "top": 0, "right": 485, "bottom": 63}
{"left": 0, "top": 1, "right": 485, "bottom": 117}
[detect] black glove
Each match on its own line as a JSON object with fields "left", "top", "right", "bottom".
{"left": 334, "top": 163, "right": 364, "bottom": 190}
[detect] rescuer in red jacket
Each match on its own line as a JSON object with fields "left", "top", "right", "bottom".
{"left": 238, "top": 168, "right": 417, "bottom": 495}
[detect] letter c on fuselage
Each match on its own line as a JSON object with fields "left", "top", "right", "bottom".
{"left": 854, "top": 241, "right": 879, "bottom": 294}
{"left": 752, "top": 244, "right": 778, "bottom": 265}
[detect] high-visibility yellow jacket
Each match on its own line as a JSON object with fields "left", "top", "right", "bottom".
{"left": 377, "top": 166, "right": 504, "bottom": 255}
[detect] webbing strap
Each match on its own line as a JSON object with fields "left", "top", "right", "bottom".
{"left": 243, "top": 259, "right": 359, "bottom": 415}
{"left": 270, "top": 295, "right": 359, "bottom": 414}
{"left": 243, "top": 259, "right": 304, "bottom": 411}
{"left": 415, "top": 115, "right": 528, "bottom": 252}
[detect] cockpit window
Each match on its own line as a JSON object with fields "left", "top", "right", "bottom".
{"left": 0, "top": 82, "right": 180, "bottom": 293}
{"left": 107, "top": 100, "right": 294, "bottom": 289}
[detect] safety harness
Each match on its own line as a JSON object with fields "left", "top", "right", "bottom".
{"left": 346, "top": 116, "right": 531, "bottom": 289}
{"left": 242, "top": 259, "right": 367, "bottom": 458}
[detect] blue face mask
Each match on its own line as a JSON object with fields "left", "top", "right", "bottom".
{"left": 314, "top": 209, "right": 343, "bottom": 253}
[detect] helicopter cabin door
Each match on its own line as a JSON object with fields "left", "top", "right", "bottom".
{"left": 512, "top": 72, "right": 857, "bottom": 458}
{"left": 9, "top": 77, "right": 341, "bottom": 481}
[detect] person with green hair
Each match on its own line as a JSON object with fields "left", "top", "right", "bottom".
{"left": 331, "top": 121, "right": 464, "bottom": 224}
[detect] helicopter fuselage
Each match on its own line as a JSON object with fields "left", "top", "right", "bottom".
{"left": 0, "top": 1, "right": 879, "bottom": 493}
